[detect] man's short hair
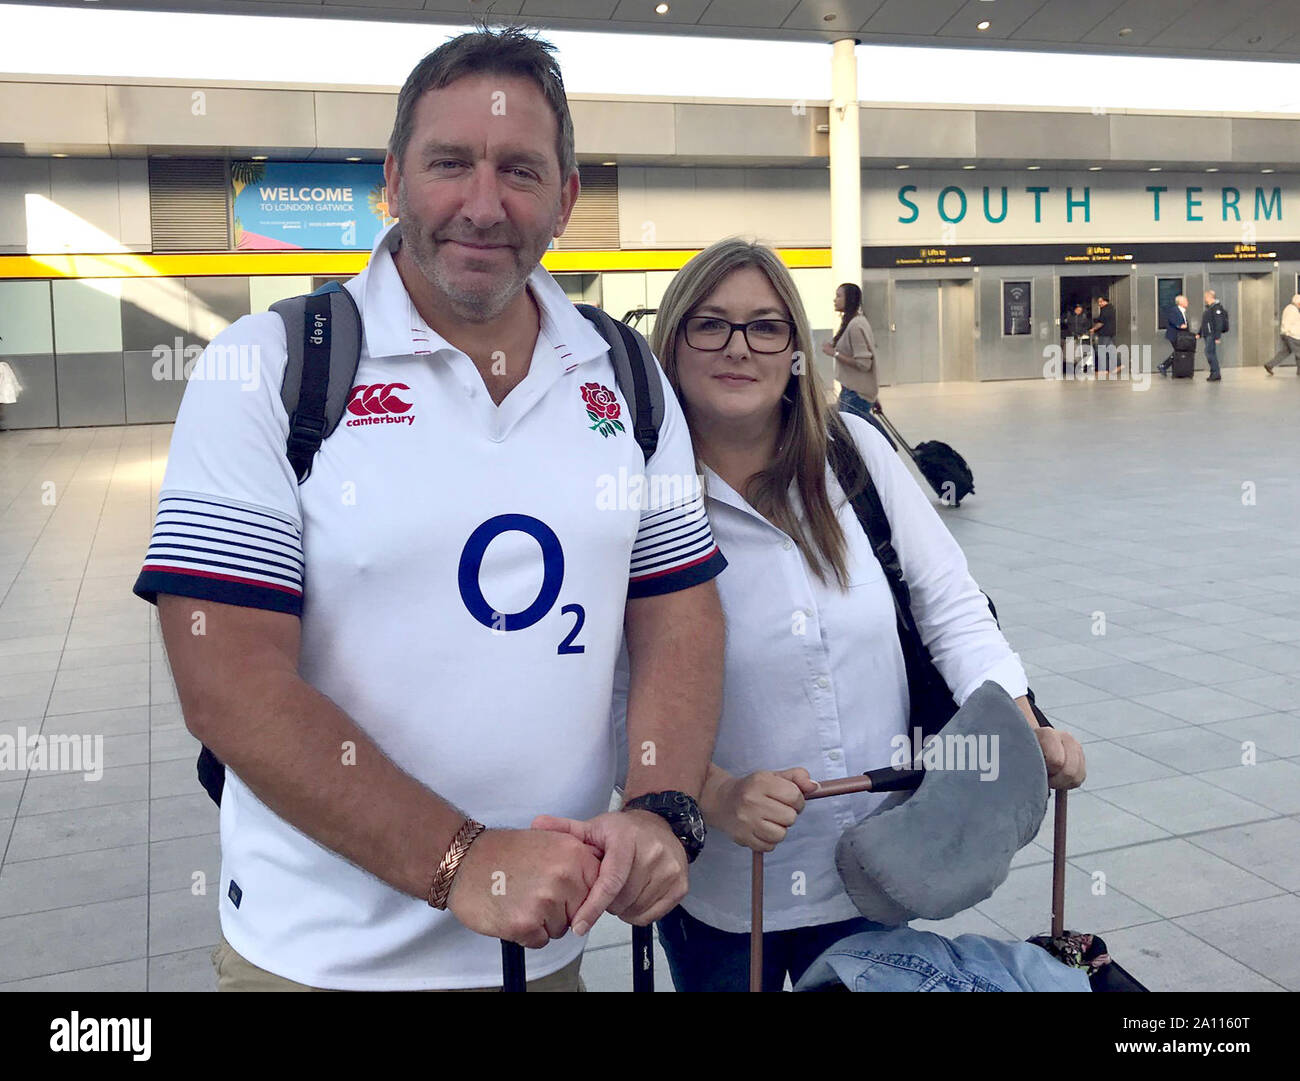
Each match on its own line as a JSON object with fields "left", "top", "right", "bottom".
{"left": 388, "top": 25, "right": 576, "bottom": 179}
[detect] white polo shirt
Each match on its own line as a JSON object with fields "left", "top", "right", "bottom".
{"left": 613, "top": 413, "right": 1027, "bottom": 933}
{"left": 134, "top": 222, "right": 725, "bottom": 989}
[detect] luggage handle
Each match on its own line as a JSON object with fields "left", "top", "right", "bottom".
{"left": 501, "top": 923, "right": 654, "bottom": 992}
{"left": 501, "top": 782, "right": 1070, "bottom": 991}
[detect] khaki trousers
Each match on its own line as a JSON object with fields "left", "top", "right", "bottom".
{"left": 211, "top": 933, "right": 585, "bottom": 992}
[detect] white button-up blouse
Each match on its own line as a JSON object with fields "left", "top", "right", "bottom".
{"left": 612, "top": 413, "right": 1029, "bottom": 933}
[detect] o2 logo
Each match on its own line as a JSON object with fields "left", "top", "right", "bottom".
{"left": 457, "top": 514, "right": 585, "bottom": 654}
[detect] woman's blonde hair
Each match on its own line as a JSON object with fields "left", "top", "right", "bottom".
{"left": 651, "top": 238, "right": 866, "bottom": 589}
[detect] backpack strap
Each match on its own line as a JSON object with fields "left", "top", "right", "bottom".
{"left": 831, "top": 418, "right": 1053, "bottom": 733}
{"left": 271, "top": 282, "right": 363, "bottom": 483}
{"left": 576, "top": 302, "right": 664, "bottom": 465}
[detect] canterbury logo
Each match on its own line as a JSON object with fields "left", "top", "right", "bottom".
{"left": 347, "top": 383, "right": 412, "bottom": 416}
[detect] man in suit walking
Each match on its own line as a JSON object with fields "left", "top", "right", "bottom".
{"left": 1158, "top": 295, "right": 1190, "bottom": 376}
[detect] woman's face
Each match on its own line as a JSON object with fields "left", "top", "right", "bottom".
{"left": 834, "top": 286, "right": 845, "bottom": 312}
{"left": 674, "top": 265, "right": 795, "bottom": 433}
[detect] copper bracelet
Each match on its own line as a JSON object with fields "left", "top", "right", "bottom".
{"left": 427, "top": 818, "right": 486, "bottom": 910}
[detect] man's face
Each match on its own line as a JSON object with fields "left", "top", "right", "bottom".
{"left": 1204, "top": 292, "right": 1214, "bottom": 305}
{"left": 384, "top": 73, "right": 579, "bottom": 322}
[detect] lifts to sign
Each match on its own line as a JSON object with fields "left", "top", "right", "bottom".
{"left": 897, "top": 184, "right": 1284, "bottom": 225}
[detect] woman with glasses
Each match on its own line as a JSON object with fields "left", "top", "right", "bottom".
{"left": 821, "top": 282, "right": 893, "bottom": 448}
{"left": 610, "top": 239, "right": 1085, "bottom": 992}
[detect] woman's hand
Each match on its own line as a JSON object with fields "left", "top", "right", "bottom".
{"left": 1037, "top": 728, "right": 1087, "bottom": 790}
{"left": 701, "top": 766, "right": 820, "bottom": 852}
{"left": 820, "top": 340, "right": 836, "bottom": 358}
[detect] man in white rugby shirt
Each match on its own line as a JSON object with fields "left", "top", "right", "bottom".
{"left": 134, "top": 27, "right": 726, "bottom": 990}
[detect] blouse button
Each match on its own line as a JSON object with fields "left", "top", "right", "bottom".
{"left": 816, "top": 676, "right": 829, "bottom": 689}
{"left": 828, "top": 749, "right": 842, "bottom": 761}
{"left": 782, "top": 539, "right": 793, "bottom": 551}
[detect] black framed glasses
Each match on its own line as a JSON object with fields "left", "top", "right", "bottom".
{"left": 683, "top": 315, "right": 795, "bottom": 354}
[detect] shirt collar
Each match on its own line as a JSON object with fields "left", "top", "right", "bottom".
{"left": 353, "top": 221, "right": 610, "bottom": 367}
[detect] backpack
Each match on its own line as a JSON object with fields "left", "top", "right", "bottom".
{"left": 1217, "top": 303, "right": 1230, "bottom": 335}
{"left": 194, "top": 283, "right": 667, "bottom": 807}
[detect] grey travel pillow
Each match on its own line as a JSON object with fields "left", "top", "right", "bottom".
{"left": 835, "top": 680, "right": 1049, "bottom": 924}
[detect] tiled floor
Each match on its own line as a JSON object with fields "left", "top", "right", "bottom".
{"left": 2, "top": 367, "right": 1298, "bottom": 991}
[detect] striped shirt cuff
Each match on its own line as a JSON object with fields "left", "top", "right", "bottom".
{"left": 629, "top": 491, "right": 726, "bottom": 598}
{"left": 133, "top": 492, "right": 305, "bottom": 616}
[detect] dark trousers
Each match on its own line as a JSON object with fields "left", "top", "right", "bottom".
{"left": 1204, "top": 336, "right": 1220, "bottom": 377}
{"left": 656, "top": 904, "right": 888, "bottom": 992}
{"left": 1094, "top": 335, "right": 1117, "bottom": 373}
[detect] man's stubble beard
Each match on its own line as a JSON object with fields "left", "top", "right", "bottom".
{"left": 396, "top": 193, "right": 559, "bottom": 324}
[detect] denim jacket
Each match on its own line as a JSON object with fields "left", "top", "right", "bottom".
{"left": 794, "top": 927, "right": 1092, "bottom": 992}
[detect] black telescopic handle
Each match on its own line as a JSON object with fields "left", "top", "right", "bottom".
{"left": 632, "top": 924, "right": 654, "bottom": 992}
{"left": 502, "top": 940, "right": 526, "bottom": 992}
{"left": 501, "top": 926, "right": 655, "bottom": 991}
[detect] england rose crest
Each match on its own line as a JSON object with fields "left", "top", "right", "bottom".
{"left": 581, "top": 382, "right": 625, "bottom": 439}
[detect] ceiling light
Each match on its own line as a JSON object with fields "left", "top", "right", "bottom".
{"left": 1118, "top": 27, "right": 1133, "bottom": 37}
{"left": 977, "top": 20, "right": 992, "bottom": 31}
{"left": 895, "top": 164, "right": 910, "bottom": 169}
{"left": 962, "top": 164, "right": 977, "bottom": 170}
{"left": 1206, "top": 167, "right": 1220, "bottom": 172}
{"left": 251, "top": 155, "right": 268, "bottom": 161}
{"left": 1027, "top": 164, "right": 1041, "bottom": 170}
{"left": 655, "top": 2, "right": 669, "bottom": 14}
{"left": 601, "top": 160, "right": 617, "bottom": 166}
{"left": 1262, "top": 167, "right": 1276, "bottom": 173}
{"left": 823, "top": 12, "right": 837, "bottom": 19}
{"left": 52, "top": 152, "right": 68, "bottom": 158}
{"left": 1148, "top": 166, "right": 1162, "bottom": 172}
{"left": 1088, "top": 165, "right": 1103, "bottom": 171}
{"left": 346, "top": 156, "right": 361, "bottom": 162}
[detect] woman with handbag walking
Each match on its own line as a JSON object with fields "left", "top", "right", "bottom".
{"left": 609, "top": 239, "right": 1087, "bottom": 991}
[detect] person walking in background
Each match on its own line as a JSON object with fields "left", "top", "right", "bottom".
{"left": 1264, "top": 294, "right": 1300, "bottom": 375}
{"left": 1200, "top": 289, "right": 1228, "bottom": 382}
{"left": 1158, "top": 294, "right": 1190, "bottom": 376}
{"left": 822, "top": 283, "right": 894, "bottom": 449}
{"left": 1089, "top": 296, "right": 1119, "bottom": 377}
{"left": 1064, "top": 303, "right": 1092, "bottom": 371}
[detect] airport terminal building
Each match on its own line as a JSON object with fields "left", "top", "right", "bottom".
{"left": 3, "top": 73, "right": 1299, "bottom": 428}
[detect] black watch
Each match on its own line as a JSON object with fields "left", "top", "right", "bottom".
{"left": 623, "top": 791, "right": 706, "bottom": 864}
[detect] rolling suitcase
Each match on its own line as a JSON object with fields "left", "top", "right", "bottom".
{"left": 1169, "top": 330, "right": 1196, "bottom": 378}
{"left": 869, "top": 404, "right": 975, "bottom": 506}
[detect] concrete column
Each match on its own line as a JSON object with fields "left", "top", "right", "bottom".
{"left": 829, "top": 38, "right": 861, "bottom": 299}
